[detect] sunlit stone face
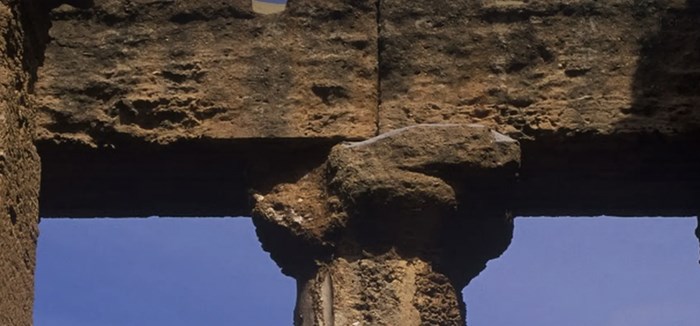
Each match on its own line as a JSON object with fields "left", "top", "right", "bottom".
{"left": 252, "top": 0, "right": 286, "bottom": 14}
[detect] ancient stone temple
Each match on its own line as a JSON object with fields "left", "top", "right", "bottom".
{"left": 2, "top": 0, "right": 699, "bottom": 325}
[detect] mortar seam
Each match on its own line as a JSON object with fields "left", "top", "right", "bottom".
{"left": 375, "top": 0, "right": 382, "bottom": 136}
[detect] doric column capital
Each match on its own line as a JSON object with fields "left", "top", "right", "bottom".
{"left": 253, "top": 124, "right": 520, "bottom": 325}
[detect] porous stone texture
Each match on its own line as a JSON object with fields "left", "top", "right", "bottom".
{"left": 2, "top": 0, "right": 698, "bottom": 325}
{"left": 0, "top": 1, "right": 42, "bottom": 325}
{"left": 33, "top": 0, "right": 700, "bottom": 218}
{"left": 36, "top": 0, "right": 700, "bottom": 145}
{"left": 35, "top": 0, "right": 378, "bottom": 146}
{"left": 253, "top": 124, "right": 520, "bottom": 325}
{"left": 33, "top": 0, "right": 700, "bottom": 219}
{"left": 379, "top": 0, "right": 700, "bottom": 139}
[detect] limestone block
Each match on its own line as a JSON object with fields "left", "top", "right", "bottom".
{"left": 379, "top": 0, "right": 700, "bottom": 139}
{"left": 35, "top": 0, "right": 378, "bottom": 146}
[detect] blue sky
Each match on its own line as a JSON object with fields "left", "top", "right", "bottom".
{"left": 34, "top": 217, "right": 699, "bottom": 326}
{"left": 465, "top": 217, "right": 700, "bottom": 326}
{"left": 33, "top": 218, "right": 295, "bottom": 326}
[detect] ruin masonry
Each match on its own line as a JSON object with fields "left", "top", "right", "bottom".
{"left": 2, "top": 0, "right": 700, "bottom": 325}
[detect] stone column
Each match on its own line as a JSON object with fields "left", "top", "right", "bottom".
{"left": 0, "top": 1, "right": 43, "bottom": 325}
{"left": 253, "top": 124, "right": 520, "bottom": 325}
{"left": 696, "top": 216, "right": 699, "bottom": 264}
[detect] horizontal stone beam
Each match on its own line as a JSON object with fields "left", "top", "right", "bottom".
{"left": 38, "top": 131, "right": 700, "bottom": 218}
{"left": 31, "top": 0, "right": 700, "bottom": 219}
{"left": 35, "top": 0, "right": 378, "bottom": 145}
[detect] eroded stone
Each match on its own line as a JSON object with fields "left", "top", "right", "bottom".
{"left": 379, "top": 0, "right": 700, "bottom": 139}
{"left": 0, "top": 1, "right": 42, "bottom": 325}
{"left": 35, "top": 0, "right": 378, "bottom": 146}
{"left": 253, "top": 124, "right": 520, "bottom": 325}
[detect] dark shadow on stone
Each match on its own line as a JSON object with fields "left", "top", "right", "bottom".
{"left": 629, "top": 1, "right": 700, "bottom": 131}
{"left": 19, "top": 0, "right": 52, "bottom": 90}
{"left": 38, "top": 138, "right": 333, "bottom": 218}
{"left": 514, "top": 133, "right": 700, "bottom": 217}
{"left": 19, "top": 0, "right": 95, "bottom": 90}
{"left": 511, "top": 1, "right": 700, "bottom": 219}
{"left": 625, "top": 0, "right": 700, "bottom": 259}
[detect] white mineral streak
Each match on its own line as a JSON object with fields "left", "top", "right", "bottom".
{"left": 491, "top": 130, "right": 517, "bottom": 143}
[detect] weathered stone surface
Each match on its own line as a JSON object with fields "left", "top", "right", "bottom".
{"left": 0, "top": 1, "right": 42, "bottom": 325}
{"left": 379, "top": 0, "right": 700, "bottom": 139}
{"left": 32, "top": 0, "right": 700, "bottom": 221}
{"left": 0, "top": 0, "right": 697, "bottom": 325}
{"left": 253, "top": 124, "right": 520, "bottom": 325}
{"left": 35, "top": 0, "right": 378, "bottom": 146}
{"left": 328, "top": 124, "right": 519, "bottom": 209}
{"left": 30, "top": 0, "right": 700, "bottom": 146}
{"left": 36, "top": 0, "right": 700, "bottom": 145}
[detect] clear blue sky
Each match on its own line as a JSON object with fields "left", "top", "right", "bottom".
{"left": 34, "top": 217, "right": 700, "bottom": 326}
{"left": 465, "top": 217, "right": 700, "bottom": 326}
{"left": 33, "top": 218, "right": 295, "bottom": 326}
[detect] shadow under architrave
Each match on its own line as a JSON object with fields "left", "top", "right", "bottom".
{"left": 37, "top": 138, "right": 334, "bottom": 218}
{"left": 626, "top": 0, "right": 700, "bottom": 259}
